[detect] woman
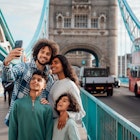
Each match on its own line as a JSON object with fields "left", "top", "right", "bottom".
{"left": 52, "top": 93, "right": 81, "bottom": 140}
{"left": 48, "top": 54, "right": 85, "bottom": 129}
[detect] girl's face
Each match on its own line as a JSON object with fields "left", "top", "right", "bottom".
{"left": 57, "top": 96, "right": 70, "bottom": 112}
{"left": 51, "top": 58, "right": 63, "bottom": 74}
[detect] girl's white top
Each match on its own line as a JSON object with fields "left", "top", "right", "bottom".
{"left": 48, "top": 78, "right": 86, "bottom": 120}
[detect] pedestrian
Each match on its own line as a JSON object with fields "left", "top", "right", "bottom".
{"left": 52, "top": 93, "right": 81, "bottom": 140}
{"left": 48, "top": 54, "right": 86, "bottom": 129}
{"left": 2, "top": 38, "right": 59, "bottom": 126}
{"left": 2, "top": 81, "right": 14, "bottom": 106}
{"left": 9, "top": 70, "right": 53, "bottom": 140}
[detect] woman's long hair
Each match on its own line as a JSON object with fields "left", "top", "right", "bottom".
{"left": 52, "top": 55, "right": 80, "bottom": 87}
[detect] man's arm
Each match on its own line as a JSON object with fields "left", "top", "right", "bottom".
{"left": 3, "top": 48, "right": 23, "bottom": 66}
{"left": 2, "top": 48, "right": 24, "bottom": 82}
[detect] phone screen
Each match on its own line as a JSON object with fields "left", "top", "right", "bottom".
{"left": 12, "top": 40, "right": 23, "bottom": 65}
{"left": 14, "top": 40, "right": 23, "bottom": 48}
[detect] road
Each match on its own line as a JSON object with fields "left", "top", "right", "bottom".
{"left": 96, "top": 87, "right": 140, "bottom": 128}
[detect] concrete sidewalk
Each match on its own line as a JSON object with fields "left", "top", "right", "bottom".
{"left": 0, "top": 97, "right": 8, "bottom": 140}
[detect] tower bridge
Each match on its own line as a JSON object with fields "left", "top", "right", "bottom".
{"left": 49, "top": 0, "right": 118, "bottom": 75}
{"left": 0, "top": 0, "right": 140, "bottom": 139}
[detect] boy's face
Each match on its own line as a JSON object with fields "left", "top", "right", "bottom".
{"left": 30, "top": 74, "right": 46, "bottom": 95}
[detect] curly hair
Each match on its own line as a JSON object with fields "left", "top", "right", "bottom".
{"left": 55, "top": 93, "right": 80, "bottom": 114}
{"left": 51, "top": 55, "right": 80, "bottom": 87}
{"left": 32, "top": 38, "right": 59, "bottom": 64}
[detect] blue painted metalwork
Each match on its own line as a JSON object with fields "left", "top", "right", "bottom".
{"left": 118, "top": 0, "right": 140, "bottom": 42}
{"left": 81, "top": 88, "right": 140, "bottom": 140}
{"left": 25, "top": 0, "right": 50, "bottom": 58}
{"left": 0, "top": 45, "right": 7, "bottom": 60}
{"left": 0, "top": 10, "right": 15, "bottom": 61}
{"left": 0, "top": 10, "right": 15, "bottom": 48}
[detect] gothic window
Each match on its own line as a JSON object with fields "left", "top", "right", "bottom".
{"left": 58, "top": 16, "right": 63, "bottom": 28}
{"left": 99, "top": 14, "right": 106, "bottom": 29}
{"left": 56, "top": 14, "right": 64, "bottom": 28}
{"left": 74, "top": 15, "right": 88, "bottom": 28}
{"left": 64, "top": 18, "right": 71, "bottom": 28}
{"left": 91, "top": 18, "right": 98, "bottom": 28}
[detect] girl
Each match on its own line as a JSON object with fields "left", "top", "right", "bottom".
{"left": 52, "top": 93, "right": 81, "bottom": 140}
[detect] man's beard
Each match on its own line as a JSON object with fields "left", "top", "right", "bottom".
{"left": 37, "top": 59, "right": 49, "bottom": 66}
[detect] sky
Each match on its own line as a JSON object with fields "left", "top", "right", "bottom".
{"left": 0, "top": 0, "right": 140, "bottom": 55}
{"left": 0, "top": 0, "right": 43, "bottom": 48}
{"left": 118, "top": 0, "right": 140, "bottom": 55}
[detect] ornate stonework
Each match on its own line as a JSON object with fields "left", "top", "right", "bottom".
{"left": 49, "top": 0, "right": 118, "bottom": 75}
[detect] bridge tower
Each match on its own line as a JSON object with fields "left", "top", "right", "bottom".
{"left": 49, "top": 0, "right": 118, "bottom": 75}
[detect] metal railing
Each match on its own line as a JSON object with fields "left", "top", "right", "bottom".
{"left": 81, "top": 88, "right": 140, "bottom": 140}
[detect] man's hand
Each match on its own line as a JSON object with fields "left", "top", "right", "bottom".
{"left": 4, "top": 48, "right": 23, "bottom": 66}
{"left": 58, "top": 111, "right": 68, "bottom": 129}
{"left": 40, "top": 98, "right": 49, "bottom": 104}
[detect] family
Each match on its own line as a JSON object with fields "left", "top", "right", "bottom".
{"left": 2, "top": 38, "right": 86, "bottom": 140}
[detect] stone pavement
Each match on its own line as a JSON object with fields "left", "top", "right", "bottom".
{"left": 0, "top": 97, "right": 8, "bottom": 140}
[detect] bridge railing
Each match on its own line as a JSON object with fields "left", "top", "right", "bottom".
{"left": 80, "top": 88, "right": 140, "bottom": 140}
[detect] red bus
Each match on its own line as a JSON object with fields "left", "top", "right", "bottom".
{"left": 129, "top": 38, "right": 140, "bottom": 97}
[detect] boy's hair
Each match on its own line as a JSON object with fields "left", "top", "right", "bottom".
{"left": 32, "top": 38, "right": 59, "bottom": 64}
{"left": 32, "top": 70, "right": 48, "bottom": 83}
{"left": 55, "top": 93, "right": 80, "bottom": 114}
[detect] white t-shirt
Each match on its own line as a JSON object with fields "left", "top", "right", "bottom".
{"left": 48, "top": 78, "right": 86, "bottom": 120}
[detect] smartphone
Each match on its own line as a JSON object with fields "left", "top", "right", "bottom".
{"left": 14, "top": 40, "right": 23, "bottom": 49}
{"left": 12, "top": 40, "right": 23, "bottom": 65}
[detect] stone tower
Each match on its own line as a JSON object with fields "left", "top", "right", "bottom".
{"left": 49, "top": 0, "right": 118, "bottom": 75}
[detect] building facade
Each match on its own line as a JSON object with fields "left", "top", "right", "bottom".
{"left": 118, "top": 54, "right": 132, "bottom": 77}
{"left": 49, "top": 0, "right": 118, "bottom": 75}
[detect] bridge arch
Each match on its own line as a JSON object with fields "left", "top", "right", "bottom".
{"left": 60, "top": 43, "right": 109, "bottom": 68}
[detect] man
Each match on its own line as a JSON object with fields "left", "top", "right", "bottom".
{"left": 2, "top": 38, "right": 59, "bottom": 126}
{"left": 9, "top": 70, "right": 53, "bottom": 140}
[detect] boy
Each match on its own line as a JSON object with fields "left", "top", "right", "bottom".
{"left": 9, "top": 70, "right": 53, "bottom": 140}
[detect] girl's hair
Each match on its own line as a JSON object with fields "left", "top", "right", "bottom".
{"left": 55, "top": 93, "right": 80, "bottom": 114}
{"left": 32, "top": 38, "right": 59, "bottom": 64}
{"left": 51, "top": 55, "right": 80, "bottom": 87}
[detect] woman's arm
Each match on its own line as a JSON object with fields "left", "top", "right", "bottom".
{"left": 67, "top": 85, "right": 86, "bottom": 121}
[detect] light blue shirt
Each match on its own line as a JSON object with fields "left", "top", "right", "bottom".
{"left": 52, "top": 118, "right": 81, "bottom": 140}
